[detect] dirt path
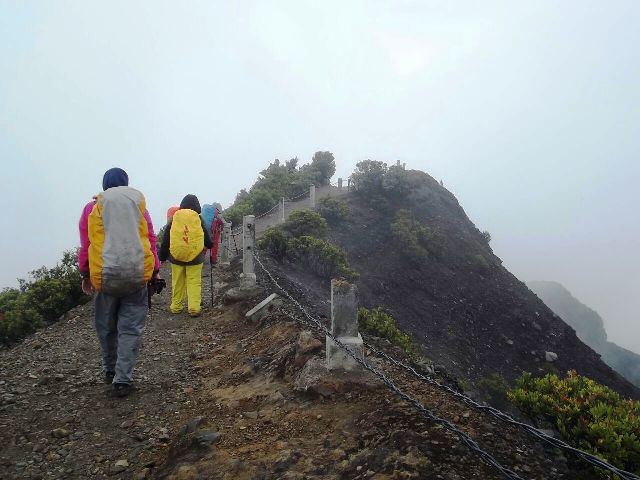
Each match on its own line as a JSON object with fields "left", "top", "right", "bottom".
{"left": 0, "top": 261, "right": 224, "bottom": 479}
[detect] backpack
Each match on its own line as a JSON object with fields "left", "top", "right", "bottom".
{"left": 201, "top": 204, "right": 216, "bottom": 230}
{"left": 170, "top": 209, "right": 204, "bottom": 262}
{"left": 88, "top": 186, "right": 155, "bottom": 296}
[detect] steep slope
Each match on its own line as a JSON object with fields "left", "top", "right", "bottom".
{"left": 318, "top": 170, "right": 639, "bottom": 399}
{"left": 527, "top": 280, "right": 640, "bottom": 387}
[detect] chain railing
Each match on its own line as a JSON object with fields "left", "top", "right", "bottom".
{"left": 249, "top": 247, "right": 640, "bottom": 480}
{"left": 252, "top": 250, "right": 525, "bottom": 480}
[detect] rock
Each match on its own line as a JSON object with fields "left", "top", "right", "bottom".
{"left": 192, "top": 430, "right": 220, "bottom": 447}
{"left": 120, "top": 419, "right": 135, "bottom": 429}
{"left": 174, "top": 465, "right": 198, "bottom": 480}
{"left": 268, "top": 391, "right": 285, "bottom": 404}
{"left": 545, "top": 351, "right": 558, "bottom": 362}
{"left": 134, "top": 468, "right": 151, "bottom": 479}
{"left": 294, "top": 357, "right": 381, "bottom": 397}
{"left": 244, "top": 411, "right": 258, "bottom": 420}
{"left": 111, "top": 459, "right": 129, "bottom": 474}
{"left": 51, "top": 428, "right": 71, "bottom": 439}
{"left": 178, "top": 417, "right": 206, "bottom": 436}
{"left": 223, "top": 287, "right": 262, "bottom": 305}
{"left": 296, "top": 331, "right": 323, "bottom": 355}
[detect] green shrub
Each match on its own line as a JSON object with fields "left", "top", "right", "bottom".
{"left": 468, "top": 253, "right": 490, "bottom": 274}
{"left": 358, "top": 307, "right": 416, "bottom": 355}
{"left": 0, "top": 250, "right": 89, "bottom": 345}
{"left": 382, "top": 164, "right": 410, "bottom": 196}
{"left": 224, "top": 153, "right": 336, "bottom": 228}
{"left": 0, "top": 290, "right": 43, "bottom": 344}
{"left": 391, "top": 209, "right": 443, "bottom": 260}
{"left": 288, "top": 236, "right": 357, "bottom": 280}
{"left": 350, "top": 160, "right": 388, "bottom": 194}
{"left": 508, "top": 370, "right": 640, "bottom": 475}
{"left": 257, "top": 227, "right": 288, "bottom": 262}
{"left": 224, "top": 202, "right": 253, "bottom": 228}
{"left": 318, "top": 196, "right": 349, "bottom": 225}
{"left": 284, "top": 209, "right": 328, "bottom": 238}
{"left": 481, "top": 230, "right": 492, "bottom": 243}
{"left": 478, "top": 373, "right": 511, "bottom": 410}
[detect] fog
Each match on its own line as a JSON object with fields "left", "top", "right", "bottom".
{"left": 1, "top": 1, "right": 638, "bottom": 352}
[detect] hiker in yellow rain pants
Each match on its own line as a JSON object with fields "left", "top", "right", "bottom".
{"left": 158, "top": 195, "right": 213, "bottom": 317}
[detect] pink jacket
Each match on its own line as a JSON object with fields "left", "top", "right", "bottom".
{"left": 78, "top": 199, "right": 160, "bottom": 277}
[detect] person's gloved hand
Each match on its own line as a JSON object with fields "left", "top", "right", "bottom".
{"left": 81, "top": 277, "right": 94, "bottom": 295}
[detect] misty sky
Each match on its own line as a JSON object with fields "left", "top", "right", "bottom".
{"left": 1, "top": 1, "right": 638, "bottom": 353}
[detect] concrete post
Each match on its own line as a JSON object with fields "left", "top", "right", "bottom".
{"left": 281, "top": 197, "right": 285, "bottom": 223}
{"left": 326, "top": 280, "right": 364, "bottom": 370}
{"left": 347, "top": 178, "right": 351, "bottom": 191}
{"left": 240, "top": 215, "right": 256, "bottom": 288}
{"left": 221, "top": 222, "right": 231, "bottom": 265}
{"left": 310, "top": 184, "right": 316, "bottom": 209}
{"left": 338, "top": 178, "right": 343, "bottom": 189}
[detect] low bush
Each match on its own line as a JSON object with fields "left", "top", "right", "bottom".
{"left": 350, "top": 160, "right": 388, "bottom": 195}
{"left": 224, "top": 153, "right": 337, "bottom": 228}
{"left": 468, "top": 253, "right": 490, "bottom": 274}
{"left": 0, "top": 250, "right": 89, "bottom": 345}
{"left": 391, "top": 209, "right": 443, "bottom": 260}
{"left": 317, "top": 196, "right": 349, "bottom": 225}
{"left": 257, "top": 227, "right": 288, "bottom": 262}
{"left": 508, "top": 370, "right": 640, "bottom": 475}
{"left": 288, "top": 236, "right": 358, "bottom": 280}
{"left": 284, "top": 209, "right": 327, "bottom": 238}
{"left": 382, "top": 164, "right": 411, "bottom": 196}
{"left": 358, "top": 307, "right": 416, "bottom": 355}
{"left": 477, "top": 373, "right": 511, "bottom": 410}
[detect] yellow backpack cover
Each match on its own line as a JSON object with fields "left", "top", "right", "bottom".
{"left": 170, "top": 209, "right": 204, "bottom": 262}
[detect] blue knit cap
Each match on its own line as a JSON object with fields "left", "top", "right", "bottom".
{"left": 102, "top": 168, "right": 129, "bottom": 190}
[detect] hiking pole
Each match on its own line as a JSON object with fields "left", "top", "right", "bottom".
{"left": 147, "top": 281, "right": 153, "bottom": 323}
{"left": 210, "top": 262, "right": 214, "bottom": 307}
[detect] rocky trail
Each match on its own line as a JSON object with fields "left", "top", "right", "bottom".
{"left": 0, "top": 255, "right": 590, "bottom": 479}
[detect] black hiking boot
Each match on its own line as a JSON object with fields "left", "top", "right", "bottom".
{"left": 104, "top": 371, "right": 115, "bottom": 384}
{"left": 111, "top": 383, "right": 131, "bottom": 397}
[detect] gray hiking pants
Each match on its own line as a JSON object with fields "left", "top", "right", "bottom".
{"left": 94, "top": 286, "right": 147, "bottom": 385}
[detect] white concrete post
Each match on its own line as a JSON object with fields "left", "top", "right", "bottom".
{"left": 310, "top": 184, "right": 316, "bottom": 209}
{"left": 240, "top": 215, "right": 256, "bottom": 288}
{"left": 221, "top": 222, "right": 231, "bottom": 265}
{"left": 338, "top": 178, "right": 343, "bottom": 189}
{"left": 326, "top": 280, "right": 364, "bottom": 370}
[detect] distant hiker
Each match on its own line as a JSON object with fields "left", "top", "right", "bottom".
{"left": 78, "top": 167, "right": 160, "bottom": 397}
{"left": 159, "top": 195, "right": 213, "bottom": 317}
{"left": 201, "top": 203, "right": 225, "bottom": 264}
{"left": 166, "top": 205, "right": 179, "bottom": 221}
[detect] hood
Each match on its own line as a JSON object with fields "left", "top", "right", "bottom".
{"left": 102, "top": 168, "right": 129, "bottom": 190}
{"left": 179, "top": 194, "right": 201, "bottom": 214}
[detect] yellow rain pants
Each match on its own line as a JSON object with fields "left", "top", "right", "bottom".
{"left": 169, "top": 263, "right": 203, "bottom": 314}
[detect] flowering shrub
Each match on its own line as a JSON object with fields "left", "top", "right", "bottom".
{"left": 508, "top": 370, "right": 640, "bottom": 475}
